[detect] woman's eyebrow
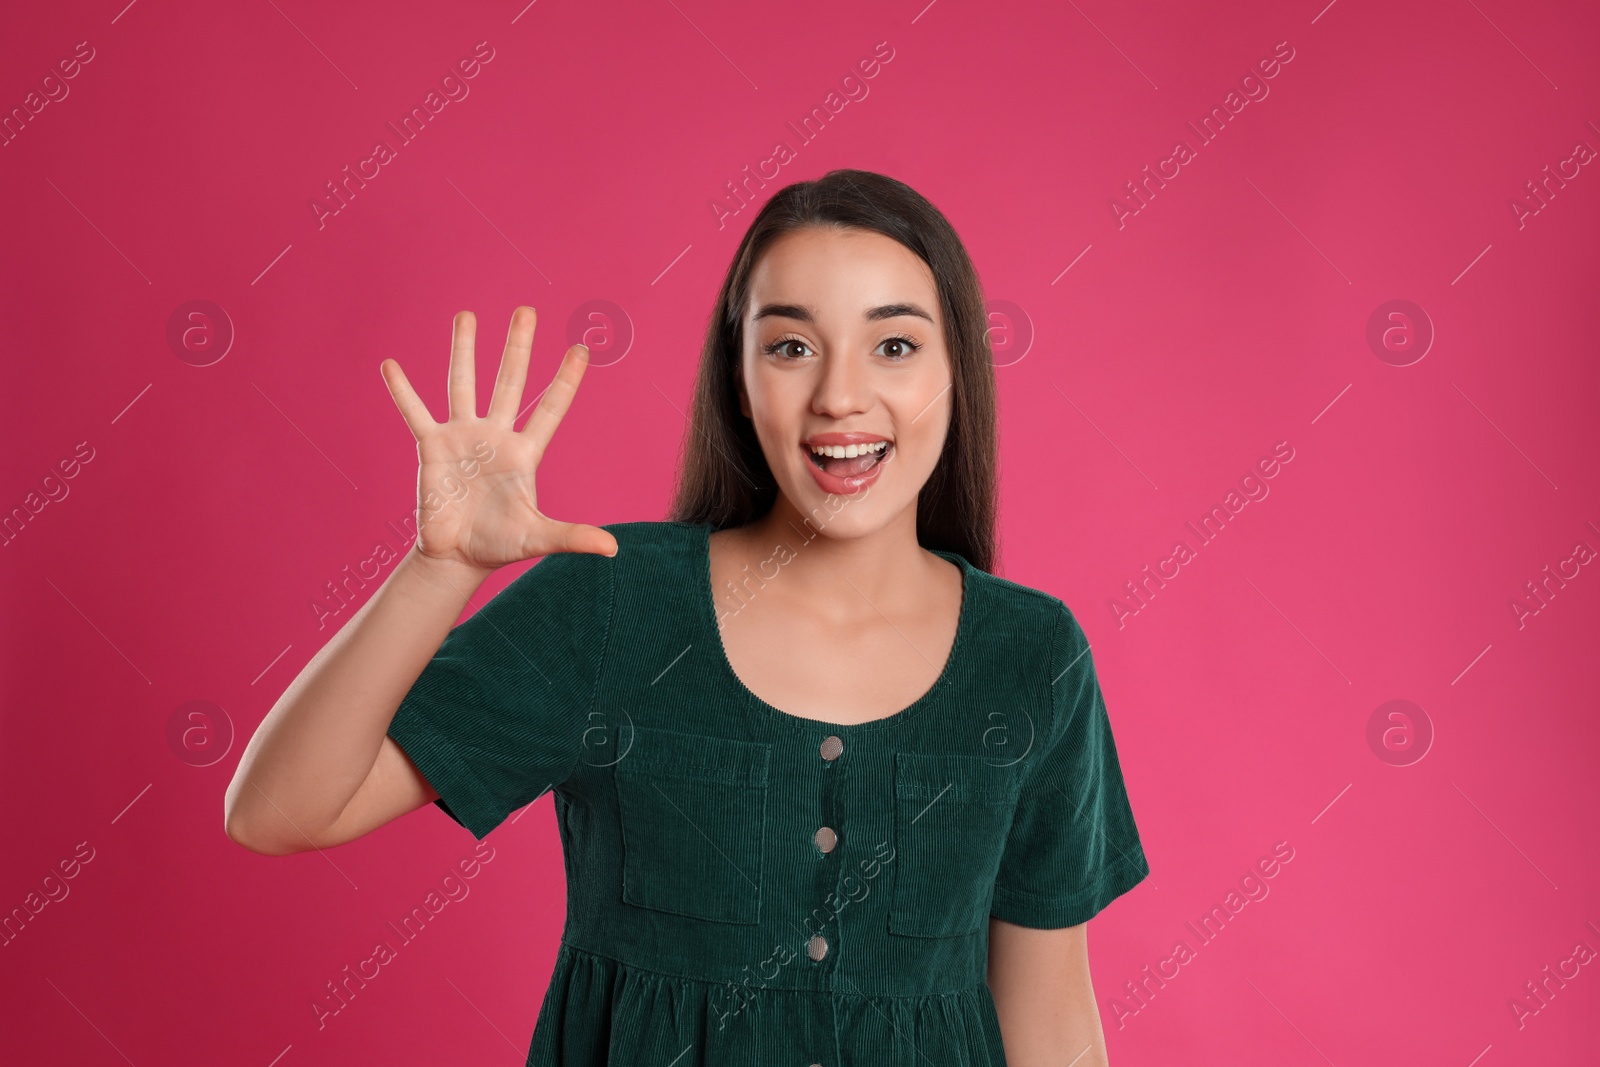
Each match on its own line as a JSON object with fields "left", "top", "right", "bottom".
{"left": 865, "top": 302, "right": 935, "bottom": 323}
{"left": 752, "top": 302, "right": 935, "bottom": 324}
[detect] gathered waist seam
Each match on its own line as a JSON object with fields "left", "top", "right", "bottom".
{"left": 555, "top": 939, "right": 989, "bottom": 1000}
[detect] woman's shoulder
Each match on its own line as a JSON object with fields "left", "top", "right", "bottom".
{"left": 963, "top": 560, "right": 1074, "bottom": 626}
{"left": 942, "top": 560, "right": 1082, "bottom": 688}
{"left": 579, "top": 520, "right": 709, "bottom": 583}
{"left": 597, "top": 519, "right": 706, "bottom": 556}
{"left": 599, "top": 518, "right": 705, "bottom": 539}
{"left": 503, "top": 521, "right": 701, "bottom": 595}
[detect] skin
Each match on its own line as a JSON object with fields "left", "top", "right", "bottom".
{"left": 990, "top": 920, "right": 1112, "bottom": 1067}
{"left": 720, "top": 225, "right": 1113, "bottom": 1065}
{"left": 223, "top": 308, "right": 613, "bottom": 855}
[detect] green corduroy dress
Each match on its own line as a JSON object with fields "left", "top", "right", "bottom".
{"left": 386, "top": 520, "right": 1150, "bottom": 1066}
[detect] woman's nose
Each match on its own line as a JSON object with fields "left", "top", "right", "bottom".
{"left": 810, "top": 351, "right": 868, "bottom": 417}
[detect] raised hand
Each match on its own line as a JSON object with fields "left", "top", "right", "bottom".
{"left": 380, "top": 306, "right": 618, "bottom": 574}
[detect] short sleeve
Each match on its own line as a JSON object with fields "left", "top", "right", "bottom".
{"left": 385, "top": 547, "right": 615, "bottom": 841}
{"left": 989, "top": 604, "right": 1150, "bottom": 928}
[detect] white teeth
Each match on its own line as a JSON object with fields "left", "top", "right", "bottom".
{"left": 808, "top": 441, "right": 889, "bottom": 458}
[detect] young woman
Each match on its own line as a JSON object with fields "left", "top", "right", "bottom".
{"left": 225, "top": 169, "right": 1150, "bottom": 1066}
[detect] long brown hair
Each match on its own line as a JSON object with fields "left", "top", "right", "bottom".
{"left": 666, "top": 169, "right": 999, "bottom": 572}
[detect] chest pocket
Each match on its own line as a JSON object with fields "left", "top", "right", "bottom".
{"left": 889, "top": 752, "right": 1021, "bottom": 938}
{"left": 614, "top": 725, "right": 771, "bottom": 925}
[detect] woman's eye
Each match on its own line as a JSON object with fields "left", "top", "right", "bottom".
{"left": 763, "top": 337, "right": 811, "bottom": 359}
{"left": 876, "top": 336, "right": 923, "bottom": 360}
{"left": 763, "top": 336, "right": 922, "bottom": 360}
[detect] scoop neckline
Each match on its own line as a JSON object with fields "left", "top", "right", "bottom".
{"left": 691, "top": 520, "right": 973, "bottom": 733}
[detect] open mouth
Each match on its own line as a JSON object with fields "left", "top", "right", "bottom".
{"left": 805, "top": 439, "right": 893, "bottom": 478}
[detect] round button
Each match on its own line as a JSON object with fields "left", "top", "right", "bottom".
{"left": 819, "top": 735, "right": 843, "bottom": 761}
{"left": 806, "top": 934, "right": 828, "bottom": 961}
{"left": 814, "top": 826, "right": 838, "bottom": 853}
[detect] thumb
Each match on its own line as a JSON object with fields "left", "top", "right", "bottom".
{"left": 534, "top": 520, "right": 619, "bottom": 558}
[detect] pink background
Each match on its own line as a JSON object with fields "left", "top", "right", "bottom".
{"left": 3, "top": 0, "right": 1598, "bottom": 1063}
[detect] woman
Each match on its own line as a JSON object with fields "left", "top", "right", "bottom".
{"left": 225, "top": 169, "right": 1150, "bottom": 1066}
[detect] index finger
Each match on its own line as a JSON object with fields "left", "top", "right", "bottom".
{"left": 517, "top": 344, "right": 591, "bottom": 461}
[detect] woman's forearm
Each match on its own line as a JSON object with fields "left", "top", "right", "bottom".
{"left": 223, "top": 542, "right": 492, "bottom": 852}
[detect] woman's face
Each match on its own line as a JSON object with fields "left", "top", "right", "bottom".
{"left": 738, "top": 225, "right": 953, "bottom": 536}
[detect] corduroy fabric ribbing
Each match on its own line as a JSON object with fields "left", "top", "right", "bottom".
{"left": 385, "top": 520, "right": 1150, "bottom": 1066}
{"left": 386, "top": 545, "right": 613, "bottom": 841}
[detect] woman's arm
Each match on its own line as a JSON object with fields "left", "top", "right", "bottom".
{"left": 223, "top": 546, "right": 492, "bottom": 855}
{"left": 223, "top": 306, "right": 615, "bottom": 855}
{"left": 988, "top": 917, "right": 1110, "bottom": 1066}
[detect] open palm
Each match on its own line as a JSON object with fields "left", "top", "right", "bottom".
{"left": 380, "top": 306, "right": 617, "bottom": 572}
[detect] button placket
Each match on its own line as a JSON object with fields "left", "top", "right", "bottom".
{"left": 811, "top": 735, "right": 850, "bottom": 1067}
{"left": 808, "top": 733, "right": 843, "bottom": 978}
